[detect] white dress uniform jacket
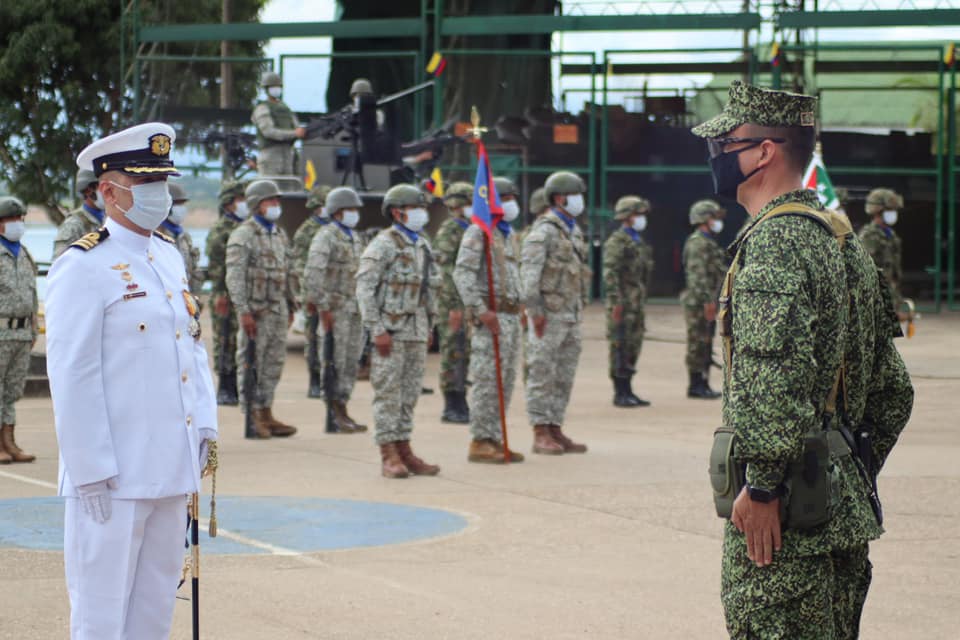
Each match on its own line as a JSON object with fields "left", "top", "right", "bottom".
{"left": 46, "top": 217, "right": 217, "bottom": 498}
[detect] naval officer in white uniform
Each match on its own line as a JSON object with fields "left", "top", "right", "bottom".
{"left": 46, "top": 122, "right": 218, "bottom": 640}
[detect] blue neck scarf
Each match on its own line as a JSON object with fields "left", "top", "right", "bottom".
{"left": 0, "top": 236, "right": 20, "bottom": 257}
{"left": 624, "top": 227, "right": 641, "bottom": 243}
{"left": 497, "top": 220, "right": 513, "bottom": 237}
{"left": 313, "top": 215, "right": 329, "bottom": 226}
{"left": 160, "top": 220, "right": 182, "bottom": 237}
{"left": 254, "top": 215, "right": 275, "bottom": 232}
{"left": 551, "top": 208, "right": 575, "bottom": 232}
{"left": 82, "top": 202, "right": 104, "bottom": 223}
{"left": 226, "top": 212, "right": 243, "bottom": 223}
{"left": 393, "top": 223, "right": 418, "bottom": 243}
{"left": 454, "top": 217, "right": 470, "bottom": 230}
{"left": 334, "top": 219, "right": 353, "bottom": 238}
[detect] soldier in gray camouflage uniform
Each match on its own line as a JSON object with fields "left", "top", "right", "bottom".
{"left": 53, "top": 169, "right": 105, "bottom": 260}
{"left": 521, "top": 186, "right": 550, "bottom": 384}
{"left": 453, "top": 177, "right": 525, "bottom": 463}
{"left": 521, "top": 171, "right": 590, "bottom": 455}
{"left": 160, "top": 182, "right": 203, "bottom": 292}
{"left": 0, "top": 197, "right": 37, "bottom": 463}
{"left": 226, "top": 180, "right": 298, "bottom": 438}
{"left": 356, "top": 184, "right": 441, "bottom": 479}
{"left": 252, "top": 71, "right": 306, "bottom": 175}
{"left": 303, "top": 187, "right": 367, "bottom": 433}
{"left": 293, "top": 184, "right": 332, "bottom": 398}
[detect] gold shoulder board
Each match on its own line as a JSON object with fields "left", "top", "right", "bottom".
{"left": 69, "top": 227, "right": 110, "bottom": 251}
{"left": 153, "top": 230, "right": 175, "bottom": 244}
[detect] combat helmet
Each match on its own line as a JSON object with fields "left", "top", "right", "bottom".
{"left": 168, "top": 182, "right": 189, "bottom": 204}
{"left": 865, "top": 188, "right": 903, "bottom": 216}
{"left": 260, "top": 71, "right": 283, "bottom": 88}
{"left": 75, "top": 168, "right": 98, "bottom": 197}
{"left": 614, "top": 195, "right": 651, "bottom": 221}
{"left": 218, "top": 180, "right": 246, "bottom": 207}
{"left": 325, "top": 186, "right": 363, "bottom": 215}
{"left": 381, "top": 184, "right": 425, "bottom": 216}
{"left": 305, "top": 184, "right": 333, "bottom": 211}
{"left": 350, "top": 78, "right": 374, "bottom": 97}
{"left": 529, "top": 187, "right": 548, "bottom": 216}
{"left": 544, "top": 171, "right": 586, "bottom": 201}
{"left": 0, "top": 196, "right": 26, "bottom": 220}
{"left": 245, "top": 179, "right": 281, "bottom": 213}
{"left": 443, "top": 182, "right": 474, "bottom": 209}
{"left": 493, "top": 177, "right": 519, "bottom": 199}
{"left": 688, "top": 199, "right": 724, "bottom": 225}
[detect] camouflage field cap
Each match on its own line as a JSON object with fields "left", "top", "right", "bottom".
{"left": 443, "top": 181, "right": 474, "bottom": 208}
{"left": 168, "top": 182, "right": 188, "bottom": 203}
{"left": 865, "top": 187, "right": 903, "bottom": 215}
{"left": 0, "top": 196, "right": 26, "bottom": 220}
{"left": 381, "top": 184, "right": 426, "bottom": 216}
{"left": 688, "top": 199, "right": 724, "bottom": 225}
{"left": 692, "top": 81, "right": 817, "bottom": 139}
{"left": 493, "top": 177, "right": 519, "bottom": 199}
{"left": 75, "top": 168, "right": 98, "bottom": 197}
{"left": 218, "top": 179, "right": 246, "bottom": 206}
{"left": 528, "top": 187, "right": 548, "bottom": 216}
{"left": 614, "top": 195, "right": 651, "bottom": 220}
{"left": 305, "top": 184, "right": 332, "bottom": 210}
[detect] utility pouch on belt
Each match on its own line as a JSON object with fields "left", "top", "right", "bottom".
{"left": 709, "top": 426, "right": 743, "bottom": 519}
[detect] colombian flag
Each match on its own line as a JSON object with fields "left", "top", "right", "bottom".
{"left": 470, "top": 140, "right": 502, "bottom": 239}
{"left": 426, "top": 52, "right": 447, "bottom": 77}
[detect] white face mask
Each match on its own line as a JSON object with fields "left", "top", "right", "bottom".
{"left": 462, "top": 206, "right": 473, "bottom": 219}
{"left": 403, "top": 207, "right": 429, "bottom": 233}
{"left": 709, "top": 219, "right": 724, "bottom": 234}
{"left": 318, "top": 206, "right": 329, "bottom": 219}
{"left": 882, "top": 210, "right": 898, "bottom": 226}
{"left": 264, "top": 205, "right": 282, "bottom": 221}
{"left": 341, "top": 209, "right": 360, "bottom": 228}
{"left": 267, "top": 86, "right": 283, "bottom": 99}
{"left": 234, "top": 201, "right": 249, "bottom": 219}
{"left": 564, "top": 193, "right": 585, "bottom": 217}
{"left": 94, "top": 191, "right": 105, "bottom": 210}
{"left": 111, "top": 180, "right": 173, "bottom": 231}
{"left": 632, "top": 214, "right": 648, "bottom": 232}
{"left": 502, "top": 200, "right": 520, "bottom": 222}
{"left": 168, "top": 204, "right": 187, "bottom": 225}
{"left": 1, "top": 220, "right": 25, "bottom": 242}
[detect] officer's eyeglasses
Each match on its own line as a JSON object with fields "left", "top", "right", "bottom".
{"left": 707, "top": 137, "right": 785, "bottom": 159}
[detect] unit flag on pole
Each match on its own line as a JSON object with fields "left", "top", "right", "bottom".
{"left": 803, "top": 144, "right": 839, "bottom": 210}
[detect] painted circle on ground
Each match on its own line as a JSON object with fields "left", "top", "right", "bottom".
{"left": 0, "top": 497, "right": 468, "bottom": 555}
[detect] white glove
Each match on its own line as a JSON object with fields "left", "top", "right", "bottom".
{"left": 199, "top": 428, "right": 217, "bottom": 468}
{"left": 76, "top": 478, "right": 117, "bottom": 524}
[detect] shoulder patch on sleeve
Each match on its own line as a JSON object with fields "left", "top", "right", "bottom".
{"left": 153, "top": 230, "right": 175, "bottom": 244}
{"left": 69, "top": 227, "right": 110, "bottom": 251}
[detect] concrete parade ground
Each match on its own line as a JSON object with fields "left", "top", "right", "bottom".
{"left": 0, "top": 304, "right": 957, "bottom": 639}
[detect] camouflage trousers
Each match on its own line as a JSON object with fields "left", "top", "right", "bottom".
{"left": 605, "top": 305, "right": 645, "bottom": 379}
{"left": 525, "top": 313, "right": 582, "bottom": 426}
{"left": 0, "top": 340, "right": 31, "bottom": 424}
{"left": 437, "top": 306, "right": 471, "bottom": 393}
{"left": 722, "top": 524, "right": 871, "bottom": 639}
{"left": 468, "top": 314, "right": 520, "bottom": 442}
{"left": 236, "top": 309, "right": 288, "bottom": 410}
{"left": 684, "top": 304, "right": 714, "bottom": 375}
{"left": 257, "top": 144, "right": 295, "bottom": 176}
{"left": 319, "top": 310, "right": 364, "bottom": 402}
{"left": 371, "top": 339, "right": 426, "bottom": 445}
{"left": 210, "top": 299, "right": 238, "bottom": 376}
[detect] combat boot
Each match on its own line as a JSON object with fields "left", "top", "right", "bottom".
{"left": 458, "top": 391, "right": 471, "bottom": 422}
{"left": 379, "top": 443, "right": 410, "bottom": 479}
{"left": 217, "top": 371, "right": 239, "bottom": 406}
{"left": 0, "top": 431, "right": 13, "bottom": 464}
{"left": 532, "top": 424, "right": 564, "bottom": 455}
{"left": 702, "top": 371, "right": 721, "bottom": 399}
{"left": 441, "top": 391, "right": 469, "bottom": 424}
{"left": 329, "top": 401, "right": 356, "bottom": 434}
{"left": 0, "top": 425, "right": 35, "bottom": 463}
{"left": 339, "top": 402, "right": 367, "bottom": 432}
{"left": 687, "top": 372, "right": 720, "bottom": 399}
{"left": 251, "top": 409, "right": 273, "bottom": 439}
{"left": 395, "top": 441, "right": 440, "bottom": 476}
{"left": 490, "top": 439, "right": 525, "bottom": 463}
{"left": 613, "top": 377, "right": 640, "bottom": 407}
{"left": 468, "top": 438, "right": 502, "bottom": 463}
{"left": 307, "top": 367, "right": 323, "bottom": 399}
{"left": 626, "top": 376, "right": 651, "bottom": 407}
{"left": 263, "top": 407, "right": 297, "bottom": 437}
{"left": 550, "top": 425, "right": 587, "bottom": 453}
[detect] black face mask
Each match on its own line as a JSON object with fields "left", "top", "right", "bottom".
{"left": 708, "top": 142, "right": 763, "bottom": 201}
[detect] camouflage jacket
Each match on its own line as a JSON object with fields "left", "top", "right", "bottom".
{"left": 858, "top": 221, "right": 902, "bottom": 296}
{"left": 53, "top": 205, "right": 103, "bottom": 260}
{"left": 453, "top": 223, "right": 521, "bottom": 317}
{"left": 433, "top": 216, "right": 469, "bottom": 311}
{"left": 292, "top": 215, "right": 328, "bottom": 283}
{"left": 225, "top": 217, "right": 297, "bottom": 316}
{"left": 205, "top": 210, "right": 241, "bottom": 297}
{"left": 680, "top": 230, "right": 725, "bottom": 307}
{"left": 602, "top": 227, "right": 653, "bottom": 310}
{"left": 356, "top": 225, "right": 439, "bottom": 342}
{"left": 723, "top": 190, "right": 886, "bottom": 556}
{"left": 252, "top": 99, "right": 299, "bottom": 147}
{"left": 0, "top": 242, "right": 38, "bottom": 341}
{"left": 303, "top": 221, "right": 361, "bottom": 314}
{"left": 521, "top": 210, "right": 591, "bottom": 321}
{"left": 165, "top": 226, "right": 203, "bottom": 294}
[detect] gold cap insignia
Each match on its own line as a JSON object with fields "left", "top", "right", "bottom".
{"left": 149, "top": 133, "right": 172, "bottom": 157}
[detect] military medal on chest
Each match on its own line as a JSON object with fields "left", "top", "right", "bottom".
{"left": 182, "top": 290, "right": 202, "bottom": 339}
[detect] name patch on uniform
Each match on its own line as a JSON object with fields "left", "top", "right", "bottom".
{"left": 123, "top": 291, "right": 147, "bottom": 301}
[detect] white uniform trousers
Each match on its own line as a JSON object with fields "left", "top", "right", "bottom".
{"left": 65, "top": 495, "right": 187, "bottom": 640}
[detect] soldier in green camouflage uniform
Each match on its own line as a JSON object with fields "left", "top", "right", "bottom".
{"left": 226, "top": 180, "right": 298, "bottom": 438}
{"left": 53, "top": 169, "right": 105, "bottom": 260}
{"left": 252, "top": 71, "right": 305, "bottom": 175}
{"left": 694, "top": 80, "right": 912, "bottom": 639}
{"left": 602, "top": 195, "right": 654, "bottom": 408}
{"left": 521, "top": 171, "right": 590, "bottom": 455}
{"left": 356, "top": 184, "right": 441, "bottom": 479}
{"left": 858, "top": 187, "right": 904, "bottom": 313}
{"left": 680, "top": 199, "right": 726, "bottom": 399}
{"left": 206, "top": 180, "right": 247, "bottom": 405}
{"left": 160, "top": 182, "right": 203, "bottom": 292}
{"left": 292, "top": 184, "right": 332, "bottom": 398}
{"left": 0, "top": 197, "right": 37, "bottom": 463}
{"left": 433, "top": 181, "right": 473, "bottom": 424}
{"left": 303, "top": 187, "right": 367, "bottom": 433}
{"left": 453, "top": 177, "right": 525, "bottom": 464}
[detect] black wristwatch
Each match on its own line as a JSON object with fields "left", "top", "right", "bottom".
{"left": 746, "top": 484, "right": 782, "bottom": 503}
